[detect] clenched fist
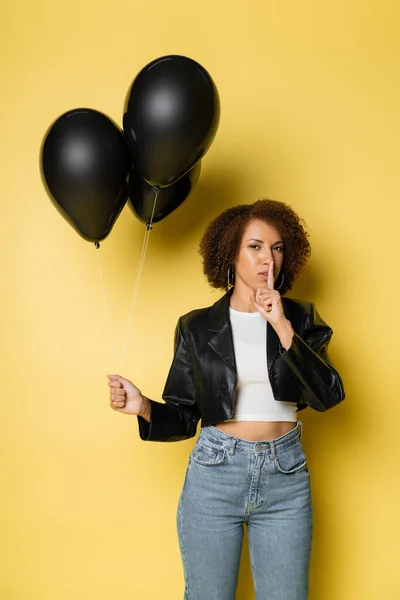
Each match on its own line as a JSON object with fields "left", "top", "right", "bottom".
{"left": 107, "top": 374, "right": 146, "bottom": 416}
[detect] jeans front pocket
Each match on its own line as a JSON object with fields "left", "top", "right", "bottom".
{"left": 274, "top": 442, "right": 308, "bottom": 474}
{"left": 191, "top": 441, "right": 226, "bottom": 467}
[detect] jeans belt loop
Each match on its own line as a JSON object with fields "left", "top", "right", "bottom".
{"left": 269, "top": 440, "right": 276, "bottom": 460}
{"left": 297, "top": 420, "right": 303, "bottom": 439}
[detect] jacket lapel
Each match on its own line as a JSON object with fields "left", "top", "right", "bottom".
{"left": 207, "top": 290, "right": 237, "bottom": 374}
{"left": 206, "top": 289, "right": 288, "bottom": 376}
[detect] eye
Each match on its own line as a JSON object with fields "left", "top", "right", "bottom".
{"left": 249, "top": 244, "right": 261, "bottom": 250}
{"left": 273, "top": 246, "right": 284, "bottom": 252}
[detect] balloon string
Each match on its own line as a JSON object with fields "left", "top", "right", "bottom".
{"left": 119, "top": 189, "right": 159, "bottom": 373}
{"left": 96, "top": 245, "right": 118, "bottom": 370}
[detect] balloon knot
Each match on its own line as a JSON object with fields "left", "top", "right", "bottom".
{"left": 94, "top": 241, "right": 100, "bottom": 249}
{"left": 151, "top": 186, "right": 160, "bottom": 194}
{"left": 146, "top": 222, "right": 153, "bottom": 231}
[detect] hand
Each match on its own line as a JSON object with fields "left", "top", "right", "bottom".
{"left": 107, "top": 374, "right": 145, "bottom": 415}
{"left": 250, "top": 260, "right": 286, "bottom": 326}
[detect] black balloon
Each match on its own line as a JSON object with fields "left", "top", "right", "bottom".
{"left": 123, "top": 55, "right": 220, "bottom": 188}
{"left": 128, "top": 161, "right": 201, "bottom": 224}
{"left": 40, "top": 108, "right": 130, "bottom": 243}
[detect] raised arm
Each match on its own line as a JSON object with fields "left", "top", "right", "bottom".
{"left": 278, "top": 303, "right": 345, "bottom": 411}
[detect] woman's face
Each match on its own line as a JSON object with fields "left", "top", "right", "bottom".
{"left": 234, "top": 219, "right": 284, "bottom": 291}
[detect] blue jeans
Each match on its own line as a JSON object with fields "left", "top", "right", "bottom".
{"left": 176, "top": 421, "right": 313, "bottom": 600}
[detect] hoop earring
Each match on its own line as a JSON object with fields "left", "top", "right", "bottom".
{"left": 227, "top": 264, "right": 235, "bottom": 288}
{"left": 275, "top": 271, "right": 285, "bottom": 291}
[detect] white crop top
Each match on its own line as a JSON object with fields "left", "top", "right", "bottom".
{"left": 227, "top": 307, "right": 297, "bottom": 422}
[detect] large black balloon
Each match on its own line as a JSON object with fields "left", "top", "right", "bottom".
{"left": 40, "top": 108, "right": 130, "bottom": 243}
{"left": 123, "top": 55, "right": 220, "bottom": 188}
{"left": 128, "top": 161, "right": 201, "bottom": 224}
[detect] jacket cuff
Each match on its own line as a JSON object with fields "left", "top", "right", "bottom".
{"left": 137, "top": 399, "right": 197, "bottom": 442}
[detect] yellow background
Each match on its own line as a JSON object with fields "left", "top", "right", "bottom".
{"left": 1, "top": 1, "right": 399, "bottom": 598}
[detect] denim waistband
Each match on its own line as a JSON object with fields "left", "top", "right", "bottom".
{"left": 200, "top": 420, "right": 303, "bottom": 457}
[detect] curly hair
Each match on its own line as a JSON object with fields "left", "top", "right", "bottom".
{"left": 198, "top": 199, "right": 311, "bottom": 294}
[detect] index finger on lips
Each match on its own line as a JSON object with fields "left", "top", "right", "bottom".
{"left": 268, "top": 260, "right": 274, "bottom": 290}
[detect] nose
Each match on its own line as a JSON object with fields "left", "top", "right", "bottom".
{"left": 261, "top": 252, "right": 274, "bottom": 271}
{"left": 262, "top": 252, "right": 273, "bottom": 264}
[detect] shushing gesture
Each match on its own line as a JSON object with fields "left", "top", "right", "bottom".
{"left": 249, "top": 260, "right": 286, "bottom": 326}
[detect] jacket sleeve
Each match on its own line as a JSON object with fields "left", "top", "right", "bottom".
{"left": 137, "top": 318, "right": 201, "bottom": 442}
{"left": 278, "top": 303, "right": 345, "bottom": 411}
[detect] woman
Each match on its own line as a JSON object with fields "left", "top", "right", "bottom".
{"left": 107, "top": 199, "right": 345, "bottom": 600}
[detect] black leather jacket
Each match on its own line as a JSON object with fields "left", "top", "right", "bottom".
{"left": 137, "top": 288, "right": 345, "bottom": 442}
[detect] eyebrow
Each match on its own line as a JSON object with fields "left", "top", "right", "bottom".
{"left": 247, "top": 238, "right": 284, "bottom": 245}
